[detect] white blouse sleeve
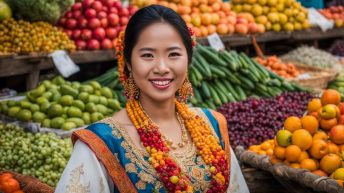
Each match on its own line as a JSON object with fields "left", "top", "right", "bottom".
{"left": 228, "top": 148, "right": 250, "bottom": 193}
{"left": 54, "top": 140, "right": 114, "bottom": 193}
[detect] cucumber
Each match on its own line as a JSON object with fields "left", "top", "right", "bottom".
{"left": 194, "top": 53, "right": 212, "bottom": 78}
{"left": 209, "top": 65, "right": 226, "bottom": 78}
{"left": 189, "top": 68, "right": 200, "bottom": 87}
{"left": 240, "top": 69, "right": 250, "bottom": 75}
{"left": 207, "top": 83, "right": 222, "bottom": 106}
{"left": 205, "top": 100, "right": 217, "bottom": 109}
{"left": 197, "top": 45, "right": 227, "bottom": 67}
{"left": 223, "top": 50, "right": 239, "bottom": 71}
{"left": 223, "top": 80, "right": 240, "bottom": 101}
{"left": 256, "top": 83, "right": 268, "bottom": 92}
{"left": 193, "top": 59, "right": 210, "bottom": 79}
{"left": 267, "top": 79, "right": 282, "bottom": 87}
{"left": 214, "top": 84, "right": 228, "bottom": 104}
{"left": 227, "top": 93, "right": 236, "bottom": 102}
{"left": 227, "top": 73, "right": 241, "bottom": 85}
{"left": 193, "top": 88, "right": 203, "bottom": 103}
{"left": 189, "top": 97, "right": 198, "bottom": 105}
{"left": 238, "top": 76, "right": 255, "bottom": 90}
{"left": 233, "top": 85, "right": 246, "bottom": 101}
{"left": 190, "top": 65, "right": 203, "bottom": 82}
{"left": 237, "top": 53, "right": 248, "bottom": 69}
{"left": 201, "top": 82, "right": 211, "bottom": 98}
{"left": 282, "top": 81, "right": 294, "bottom": 91}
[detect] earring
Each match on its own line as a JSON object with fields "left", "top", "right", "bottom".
{"left": 123, "top": 73, "right": 140, "bottom": 100}
{"left": 177, "top": 77, "right": 194, "bottom": 103}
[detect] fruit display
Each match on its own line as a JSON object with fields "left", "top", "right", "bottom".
{"left": 0, "top": 1, "right": 12, "bottom": 21}
{"left": 4, "top": 0, "right": 74, "bottom": 24}
{"left": 0, "top": 172, "right": 23, "bottom": 193}
{"left": 0, "top": 76, "right": 122, "bottom": 130}
{"left": 133, "top": 0, "right": 265, "bottom": 37}
{"left": 58, "top": 0, "right": 138, "bottom": 50}
{"left": 249, "top": 89, "right": 344, "bottom": 184}
{"left": 328, "top": 72, "right": 344, "bottom": 99}
{"left": 255, "top": 56, "right": 302, "bottom": 79}
{"left": 189, "top": 44, "right": 307, "bottom": 109}
{"left": 0, "top": 122, "right": 72, "bottom": 187}
{"left": 231, "top": 0, "right": 310, "bottom": 32}
{"left": 281, "top": 46, "right": 340, "bottom": 69}
{"left": 318, "top": 6, "right": 344, "bottom": 28}
{"left": 217, "top": 92, "right": 313, "bottom": 148}
{"left": 0, "top": 19, "right": 76, "bottom": 54}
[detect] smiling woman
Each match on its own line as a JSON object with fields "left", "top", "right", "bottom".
{"left": 54, "top": 5, "right": 249, "bottom": 193}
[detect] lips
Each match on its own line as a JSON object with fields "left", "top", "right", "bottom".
{"left": 149, "top": 79, "right": 173, "bottom": 90}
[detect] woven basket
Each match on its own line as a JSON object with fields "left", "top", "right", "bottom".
{"left": 0, "top": 170, "right": 54, "bottom": 193}
{"left": 235, "top": 146, "right": 344, "bottom": 193}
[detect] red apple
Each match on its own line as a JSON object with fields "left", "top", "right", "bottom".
{"left": 64, "top": 29, "right": 73, "bottom": 38}
{"left": 93, "top": 27, "right": 106, "bottom": 40}
{"left": 85, "top": 9, "right": 97, "bottom": 19}
{"left": 102, "top": 6, "right": 109, "bottom": 12}
{"left": 58, "top": 17, "right": 67, "bottom": 26}
{"left": 73, "top": 10, "right": 82, "bottom": 19}
{"left": 91, "top": 1, "right": 103, "bottom": 12}
{"left": 72, "top": 29, "right": 82, "bottom": 39}
{"left": 76, "top": 40, "right": 87, "bottom": 50}
{"left": 72, "top": 2, "right": 82, "bottom": 11}
{"left": 87, "top": 39, "right": 100, "bottom": 50}
{"left": 66, "top": 11, "right": 73, "bottom": 18}
{"left": 120, "top": 17, "right": 128, "bottom": 26}
{"left": 81, "top": 29, "right": 93, "bottom": 40}
{"left": 97, "top": 11, "right": 107, "bottom": 19}
{"left": 119, "top": 8, "right": 129, "bottom": 17}
{"left": 101, "top": 39, "right": 113, "bottom": 49}
{"left": 339, "top": 115, "right": 344, "bottom": 124}
{"left": 78, "top": 17, "right": 88, "bottom": 28}
{"left": 114, "top": 1, "right": 122, "bottom": 9}
{"left": 66, "top": 18, "right": 77, "bottom": 29}
{"left": 105, "top": 27, "right": 117, "bottom": 39}
{"left": 128, "top": 5, "right": 138, "bottom": 15}
{"left": 339, "top": 103, "right": 344, "bottom": 114}
{"left": 82, "top": 0, "right": 94, "bottom": 8}
{"left": 108, "top": 13, "right": 119, "bottom": 26}
{"left": 108, "top": 7, "right": 118, "bottom": 14}
{"left": 100, "top": 18, "right": 108, "bottom": 28}
{"left": 104, "top": 0, "right": 115, "bottom": 7}
{"left": 88, "top": 18, "right": 101, "bottom": 29}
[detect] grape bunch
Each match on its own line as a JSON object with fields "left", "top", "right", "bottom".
{"left": 0, "top": 122, "right": 72, "bottom": 187}
{"left": 218, "top": 92, "right": 314, "bottom": 149}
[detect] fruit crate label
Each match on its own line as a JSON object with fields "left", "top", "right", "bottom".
{"left": 308, "top": 8, "right": 334, "bottom": 31}
{"left": 50, "top": 50, "right": 80, "bottom": 78}
{"left": 207, "top": 33, "right": 225, "bottom": 51}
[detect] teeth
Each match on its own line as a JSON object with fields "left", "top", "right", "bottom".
{"left": 151, "top": 80, "right": 171, "bottom": 86}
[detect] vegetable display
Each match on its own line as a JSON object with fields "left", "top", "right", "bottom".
{"left": 328, "top": 72, "right": 344, "bottom": 99}
{"left": 0, "top": 122, "right": 72, "bottom": 187}
{"left": 0, "top": 76, "right": 122, "bottom": 130}
{"left": 217, "top": 92, "right": 313, "bottom": 148}
{"left": 255, "top": 56, "right": 302, "bottom": 79}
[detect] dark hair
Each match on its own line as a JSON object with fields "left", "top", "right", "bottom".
{"left": 123, "top": 5, "right": 193, "bottom": 69}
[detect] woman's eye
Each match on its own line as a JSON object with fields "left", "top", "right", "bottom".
{"left": 169, "top": 52, "right": 181, "bottom": 57}
{"left": 141, "top": 53, "right": 154, "bottom": 58}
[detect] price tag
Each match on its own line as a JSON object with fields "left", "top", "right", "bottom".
{"left": 207, "top": 33, "right": 225, "bottom": 51}
{"left": 50, "top": 50, "right": 80, "bottom": 78}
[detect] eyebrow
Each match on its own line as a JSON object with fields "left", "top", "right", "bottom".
{"left": 138, "top": 46, "right": 182, "bottom": 52}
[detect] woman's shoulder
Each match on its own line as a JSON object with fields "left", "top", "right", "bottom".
{"left": 189, "top": 106, "right": 226, "bottom": 120}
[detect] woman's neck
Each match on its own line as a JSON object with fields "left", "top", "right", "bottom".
{"left": 139, "top": 95, "right": 176, "bottom": 123}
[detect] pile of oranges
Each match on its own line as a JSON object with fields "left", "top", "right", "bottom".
{"left": 0, "top": 172, "right": 23, "bottom": 193}
{"left": 249, "top": 89, "right": 344, "bottom": 187}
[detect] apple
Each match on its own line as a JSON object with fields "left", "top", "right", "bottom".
{"left": 119, "top": 8, "right": 129, "bottom": 17}
{"left": 88, "top": 18, "right": 101, "bottom": 29}
{"left": 128, "top": 5, "right": 138, "bottom": 15}
{"left": 91, "top": 1, "right": 103, "bottom": 12}
{"left": 87, "top": 39, "right": 100, "bottom": 50}
{"left": 108, "top": 13, "right": 119, "bottom": 26}
{"left": 72, "top": 29, "right": 82, "bottom": 39}
{"left": 58, "top": 17, "right": 67, "bottom": 26}
{"left": 120, "top": 17, "right": 129, "bottom": 26}
{"left": 101, "top": 39, "right": 113, "bottom": 49}
{"left": 64, "top": 29, "right": 73, "bottom": 38}
{"left": 73, "top": 10, "right": 82, "bottom": 19}
{"left": 105, "top": 27, "right": 117, "bottom": 39}
{"left": 114, "top": 1, "right": 122, "bottom": 9}
{"left": 65, "top": 11, "right": 73, "bottom": 18}
{"left": 85, "top": 9, "right": 97, "bottom": 19}
{"left": 108, "top": 7, "right": 118, "bottom": 14}
{"left": 72, "top": 3, "right": 82, "bottom": 11}
{"left": 81, "top": 29, "right": 93, "bottom": 40}
{"left": 104, "top": 0, "right": 115, "bottom": 8}
{"left": 329, "top": 125, "right": 344, "bottom": 145}
{"left": 339, "top": 103, "right": 344, "bottom": 114}
{"left": 276, "top": 130, "right": 292, "bottom": 147}
{"left": 102, "top": 6, "right": 109, "bottom": 12}
{"left": 82, "top": 0, "right": 94, "bottom": 8}
{"left": 93, "top": 27, "right": 106, "bottom": 40}
{"left": 66, "top": 18, "right": 77, "bottom": 29}
{"left": 76, "top": 40, "right": 87, "bottom": 50}
{"left": 78, "top": 17, "right": 88, "bottom": 28}
{"left": 339, "top": 115, "right": 344, "bottom": 125}
{"left": 100, "top": 18, "right": 108, "bottom": 28}
{"left": 97, "top": 11, "right": 107, "bottom": 19}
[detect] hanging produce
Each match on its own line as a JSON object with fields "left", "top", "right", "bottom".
{"left": 0, "top": 76, "right": 122, "bottom": 130}
{"left": 230, "top": 0, "right": 310, "bottom": 32}
{"left": 318, "top": 6, "right": 344, "bottom": 28}
{"left": 58, "top": 0, "right": 138, "bottom": 50}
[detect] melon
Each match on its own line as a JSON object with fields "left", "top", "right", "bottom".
{"left": 0, "top": 1, "right": 12, "bottom": 21}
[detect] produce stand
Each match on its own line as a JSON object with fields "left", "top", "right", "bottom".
{"left": 235, "top": 146, "right": 344, "bottom": 193}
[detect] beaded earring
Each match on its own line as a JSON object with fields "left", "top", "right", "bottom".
{"left": 177, "top": 77, "right": 194, "bottom": 103}
{"left": 123, "top": 73, "right": 140, "bottom": 100}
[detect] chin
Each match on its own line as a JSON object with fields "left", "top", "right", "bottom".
{"left": 143, "top": 92, "right": 176, "bottom": 102}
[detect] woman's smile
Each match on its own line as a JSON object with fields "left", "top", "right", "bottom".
{"left": 149, "top": 78, "right": 174, "bottom": 90}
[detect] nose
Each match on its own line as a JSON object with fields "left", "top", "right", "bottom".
{"left": 153, "top": 58, "right": 170, "bottom": 75}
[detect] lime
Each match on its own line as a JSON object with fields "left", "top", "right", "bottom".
{"left": 59, "top": 95, "right": 74, "bottom": 106}
{"left": 98, "top": 96, "right": 108, "bottom": 106}
{"left": 85, "top": 103, "right": 97, "bottom": 113}
{"left": 52, "top": 76, "right": 66, "bottom": 85}
{"left": 82, "top": 112, "right": 91, "bottom": 125}
{"left": 71, "top": 81, "right": 81, "bottom": 90}
{"left": 7, "top": 100, "right": 18, "bottom": 107}
{"left": 47, "top": 104, "right": 64, "bottom": 118}
{"left": 51, "top": 117, "right": 65, "bottom": 129}
{"left": 91, "top": 112, "right": 104, "bottom": 123}
{"left": 42, "top": 119, "right": 51, "bottom": 128}
{"left": 40, "top": 102, "right": 51, "bottom": 113}
{"left": 52, "top": 92, "right": 61, "bottom": 102}
{"left": 88, "top": 95, "right": 99, "bottom": 104}
{"left": 30, "top": 85, "right": 46, "bottom": 97}
{"left": 20, "top": 101, "right": 32, "bottom": 109}
{"left": 108, "top": 99, "right": 121, "bottom": 111}
{"left": 42, "top": 92, "right": 53, "bottom": 101}
{"left": 89, "top": 81, "right": 102, "bottom": 90}
{"left": 96, "top": 104, "right": 108, "bottom": 115}
{"left": 17, "top": 109, "right": 32, "bottom": 122}
{"left": 48, "top": 84, "right": 59, "bottom": 91}
{"left": 36, "top": 96, "right": 49, "bottom": 105}
{"left": 41, "top": 80, "right": 52, "bottom": 89}
{"left": 67, "top": 107, "right": 82, "bottom": 118}
{"left": 60, "top": 85, "right": 78, "bottom": 98}
{"left": 62, "top": 122, "right": 77, "bottom": 131}
{"left": 79, "top": 85, "right": 94, "bottom": 94}
{"left": 100, "top": 87, "right": 113, "bottom": 98}
{"left": 30, "top": 104, "right": 40, "bottom": 112}
{"left": 66, "top": 118, "right": 85, "bottom": 127}
{"left": 8, "top": 106, "right": 21, "bottom": 117}
{"left": 32, "top": 112, "right": 46, "bottom": 123}
{"left": 72, "top": 100, "right": 85, "bottom": 111}
{"left": 78, "top": 92, "right": 89, "bottom": 103}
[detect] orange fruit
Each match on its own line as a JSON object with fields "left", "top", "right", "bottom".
{"left": 266, "top": 148, "right": 274, "bottom": 156}
{"left": 329, "top": 125, "right": 344, "bottom": 145}
{"left": 285, "top": 145, "right": 302, "bottom": 162}
{"left": 312, "top": 170, "right": 328, "bottom": 177}
{"left": 300, "top": 158, "right": 318, "bottom": 171}
{"left": 309, "top": 139, "right": 329, "bottom": 159}
{"left": 320, "top": 118, "right": 337, "bottom": 131}
{"left": 249, "top": 145, "right": 261, "bottom": 153}
{"left": 290, "top": 163, "right": 301, "bottom": 169}
{"left": 258, "top": 150, "right": 267, "bottom": 155}
{"left": 298, "top": 151, "right": 309, "bottom": 162}
{"left": 320, "top": 153, "right": 342, "bottom": 174}
{"left": 313, "top": 131, "right": 328, "bottom": 141}
{"left": 307, "top": 98, "right": 322, "bottom": 113}
{"left": 284, "top": 116, "right": 302, "bottom": 133}
{"left": 321, "top": 89, "right": 341, "bottom": 106}
{"left": 292, "top": 129, "right": 313, "bottom": 150}
{"left": 327, "top": 142, "right": 340, "bottom": 154}
{"left": 270, "top": 156, "right": 282, "bottom": 164}
{"left": 301, "top": 115, "right": 319, "bottom": 135}
{"left": 274, "top": 145, "right": 286, "bottom": 160}
{"left": 336, "top": 180, "right": 344, "bottom": 187}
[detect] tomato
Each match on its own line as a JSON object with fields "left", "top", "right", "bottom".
{"left": 1, "top": 178, "right": 20, "bottom": 193}
{"left": 0, "top": 173, "right": 13, "bottom": 185}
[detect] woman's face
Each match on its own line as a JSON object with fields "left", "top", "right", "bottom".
{"left": 130, "top": 22, "right": 189, "bottom": 102}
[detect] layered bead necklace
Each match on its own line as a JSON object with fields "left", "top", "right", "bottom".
{"left": 126, "top": 99, "right": 229, "bottom": 193}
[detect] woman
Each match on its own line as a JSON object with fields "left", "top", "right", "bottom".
{"left": 55, "top": 5, "right": 249, "bottom": 193}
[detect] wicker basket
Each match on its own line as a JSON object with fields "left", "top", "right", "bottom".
{"left": 235, "top": 146, "right": 344, "bottom": 193}
{"left": 0, "top": 170, "right": 54, "bottom": 193}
